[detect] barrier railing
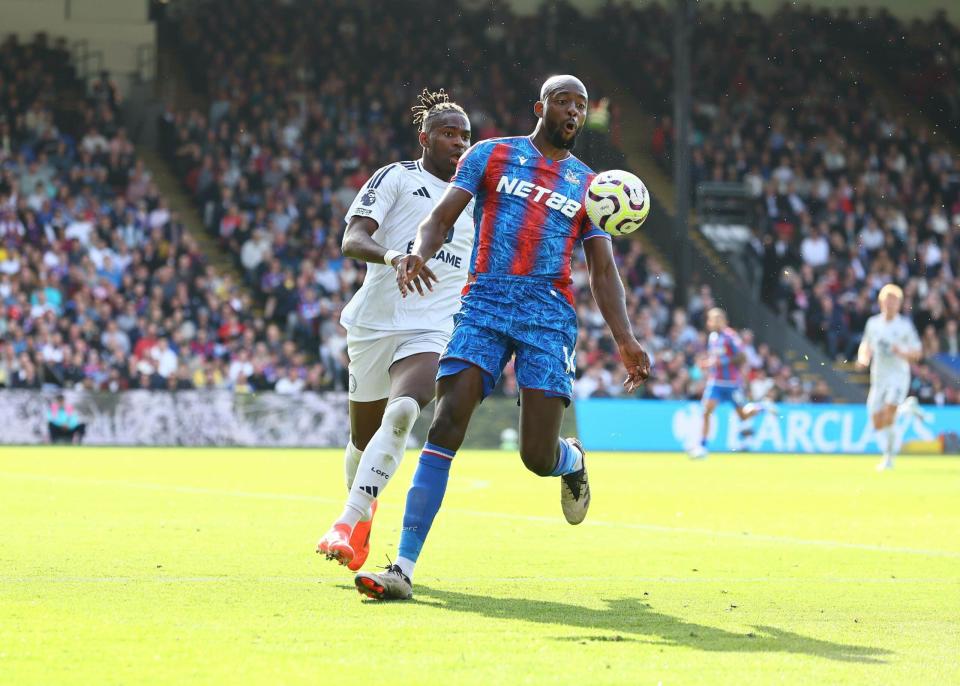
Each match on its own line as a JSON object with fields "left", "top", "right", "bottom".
{"left": 5, "top": 391, "right": 956, "bottom": 454}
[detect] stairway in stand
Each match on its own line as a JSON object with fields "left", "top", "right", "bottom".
{"left": 135, "top": 25, "right": 246, "bottom": 286}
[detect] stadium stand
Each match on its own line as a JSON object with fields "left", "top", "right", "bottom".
{"left": 159, "top": 0, "right": 818, "bottom": 404}
{"left": 0, "top": 35, "right": 338, "bottom": 394}
{"left": 586, "top": 2, "right": 958, "bottom": 404}
{"left": 851, "top": 8, "right": 960, "bottom": 142}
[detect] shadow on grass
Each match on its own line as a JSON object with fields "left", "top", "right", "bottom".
{"left": 412, "top": 586, "right": 890, "bottom": 664}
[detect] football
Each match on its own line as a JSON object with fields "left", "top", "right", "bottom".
{"left": 585, "top": 169, "right": 650, "bottom": 236}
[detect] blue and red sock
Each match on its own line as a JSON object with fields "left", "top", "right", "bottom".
{"left": 396, "top": 442, "right": 455, "bottom": 579}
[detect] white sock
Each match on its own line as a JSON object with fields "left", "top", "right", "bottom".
{"left": 567, "top": 438, "right": 584, "bottom": 472}
{"left": 395, "top": 555, "right": 416, "bottom": 581}
{"left": 336, "top": 396, "right": 420, "bottom": 531}
{"left": 883, "top": 425, "right": 896, "bottom": 459}
{"left": 342, "top": 440, "right": 374, "bottom": 522}
{"left": 877, "top": 426, "right": 893, "bottom": 459}
{"left": 344, "top": 440, "right": 362, "bottom": 490}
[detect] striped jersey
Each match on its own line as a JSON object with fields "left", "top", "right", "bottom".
{"left": 449, "top": 136, "right": 610, "bottom": 303}
{"left": 340, "top": 160, "right": 475, "bottom": 333}
{"left": 707, "top": 327, "right": 744, "bottom": 385}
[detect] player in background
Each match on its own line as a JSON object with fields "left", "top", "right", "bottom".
{"left": 857, "top": 284, "right": 930, "bottom": 471}
{"left": 354, "top": 75, "right": 651, "bottom": 600}
{"left": 316, "top": 90, "right": 475, "bottom": 569}
{"left": 689, "top": 308, "right": 773, "bottom": 460}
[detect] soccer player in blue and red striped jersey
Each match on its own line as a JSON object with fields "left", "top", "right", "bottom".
{"left": 690, "top": 308, "right": 773, "bottom": 460}
{"left": 354, "top": 75, "right": 651, "bottom": 600}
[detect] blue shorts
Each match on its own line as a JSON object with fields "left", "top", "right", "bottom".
{"left": 703, "top": 383, "right": 744, "bottom": 406}
{"left": 438, "top": 276, "right": 577, "bottom": 405}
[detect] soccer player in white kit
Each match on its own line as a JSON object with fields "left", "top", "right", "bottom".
{"left": 316, "top": 90, "right": 475, "bottom": 569}
{"left": 857, "top": 284, "right": 926, "bottom": 471}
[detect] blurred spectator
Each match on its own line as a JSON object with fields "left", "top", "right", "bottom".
{"left": 47, "top": 394, "right": 86, "bottom": 444}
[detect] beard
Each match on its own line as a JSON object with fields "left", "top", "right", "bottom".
{"left": 546, "top": 121, "right": 580, "bottom": 150}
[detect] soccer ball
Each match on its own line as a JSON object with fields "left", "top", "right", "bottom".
{"left": 585, "top": 170, "right": 650, "bottom": 236}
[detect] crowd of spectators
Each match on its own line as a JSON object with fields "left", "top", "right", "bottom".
{"left": 852, "top": 8, "right": 960, "bottom": 142}
{"left": 159, "top": 0, "right": 824, "bottom": 404}
{"left": 0, "top": 35, "right": 341, "bottom": 394}
{"left": 589, "top": 2, "right": 958, "bottom": 404}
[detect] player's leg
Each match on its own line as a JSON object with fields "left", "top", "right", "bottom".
{"left": 895, "top": 395, "right": 932, "bottom": 424}
{"left": 732, "top": 391, "right": 775, "bottom": 452}
{"left": 339, "top": 353, "right": 439, "bottom": 525}
{"left": 346, "top": 399, "right": 389, "bottom": 485}
{"left": 343, "top": 327, "right": 393, "bottom": 488}
{"left": 395, "top": 368, "right": 486, "bottom": 571}
{"left": 318, "top": 328, "right": 392, "bottom": 564}
{"left": 334, "top": 349, "right": 441, "bottom": 569}
{"left": 510, "top": 320, "right": 590, "bottom": 524}
{"left": 879, "top": 380, "right": 910, "bottom": 470}
{"left": 355, "top": 367, "right": 487, "bottom": 600}
{"left": 869, "top": 384, "right": 898, "bottom": 470}
{"left": 515, "top": 388, "right": 590, "bottom": 524}
{"left": 874, "top": 405, "right": 898, "bottom": 471}
{"left": 692, "top": 395, "right": 718, "bottom": 459}
{"left": 356, "top": 320, "right": 506, "bottom": 598}
{"left": 517, "top": 389, "right": 569, "bottom": 476}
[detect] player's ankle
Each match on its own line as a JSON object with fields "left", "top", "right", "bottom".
{"left": 395, "top": 556, "right": 416, "bottom": 581}
{"left": 335, "top": 504, "right": 366, "bottom": 532}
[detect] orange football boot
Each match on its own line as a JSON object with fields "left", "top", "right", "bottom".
{"left": 346, "top": 500, "right": 377, "bottom": 571}
{"left": 316, "top": 523, "right": 354, "bottom": 567}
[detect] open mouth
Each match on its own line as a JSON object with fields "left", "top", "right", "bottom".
{"left": 563, "top": 120, "right": 578, "bottom": 134}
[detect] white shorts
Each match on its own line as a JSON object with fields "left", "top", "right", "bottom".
{"left": 346, "top": 325, "right": 449, "bottom": 402}
{"left": 866, "top": 377, "right": 909, "bottom": 415}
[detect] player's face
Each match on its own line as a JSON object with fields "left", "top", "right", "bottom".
{"left": 880, "top": 293, "right": 902, "bottom": 317}
{"left": 707, "top": 311, "right": 724, "bottom": 332}
{"left": 541, "top": 89, "right": 587, "bottom": 150}
{"left": 423, "top": 112, "right": 471, "bottom": 180}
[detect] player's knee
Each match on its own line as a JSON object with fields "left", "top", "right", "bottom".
{"left": 427, "top": 408, "right": 466, "bottom": 450}
{"left": 518, "top": 440, "right": 555, "bottom": 477}
{"left": 522, "top": 458, "right": 554, "bottom": 477}
{"left": 383, "top": 396, "right": 420, "bottom": 435}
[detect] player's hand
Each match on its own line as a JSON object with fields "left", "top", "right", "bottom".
{"left": 395, "top": 254, "right": 438, "bottom": 298}
{"left": 619, "top": 338, "right": 651, "bottom": 393}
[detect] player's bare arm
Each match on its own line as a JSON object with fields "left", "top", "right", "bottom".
{"left": 856, "top": 340, "right": 872, "bottom": 368}
{"left": 398, "top": 186, "right": 472, "bottom": 297}
{"left": 342, "top": 215, "right": 401, "bottom": 266}
{"left": 583, "top": 235, "right": 650, "bottom": 391}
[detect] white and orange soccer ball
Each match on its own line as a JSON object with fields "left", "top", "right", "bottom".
{"left": 585, "top": 169, "right": 650, "bottom": 236}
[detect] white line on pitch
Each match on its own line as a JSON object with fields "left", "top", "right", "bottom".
{"left": 0, "top": 576, "right": 956, "bottom": 585}
{"left": 2, "top": 471, "right": 958, "bottom": 559}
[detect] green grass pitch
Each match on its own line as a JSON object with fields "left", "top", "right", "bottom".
{"left": 1, "top": 447, "right": 958, "bottom": 685}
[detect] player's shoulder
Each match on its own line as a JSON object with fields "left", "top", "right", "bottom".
{"left": 466, "top": 136, "right": 518, "bottom": 155}
{"left": 364, "top": 161, "right": 404, "bottom": 190}
{"left": 397, "top": 159, "right": 423, "bottom": 175}
{"left": 564, "top": 153, "right": 596, "bottom": 177}
{"left": 896, "top": 314, "right": 917, "bottom": 329}
{"left": 490, "top": 135, "right": 527, "bottom": 147}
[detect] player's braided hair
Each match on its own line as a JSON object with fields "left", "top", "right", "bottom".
{"left": 411, "top": 88, "right": 467, "bottom": 131}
